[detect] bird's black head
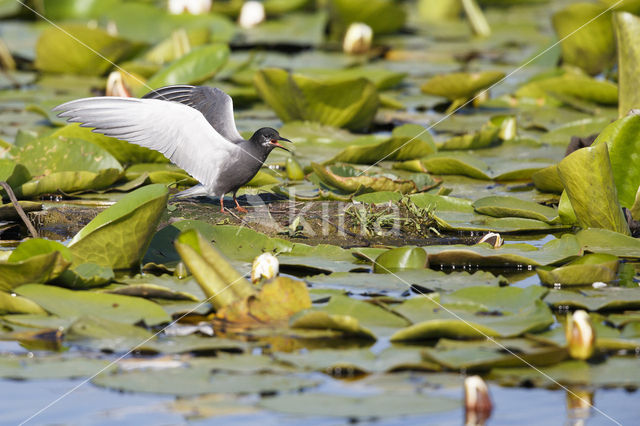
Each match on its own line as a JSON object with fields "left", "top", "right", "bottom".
{"left": 250, "top": 127, "right": 291, "bottom": 153}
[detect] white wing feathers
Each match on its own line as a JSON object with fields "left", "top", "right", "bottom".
{"left": 53, "top": 97, "right": 238, "bottom": 190}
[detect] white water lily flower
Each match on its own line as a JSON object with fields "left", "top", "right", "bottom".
{"left": 168, "top": 0, "right": 211, "bottom": 15}
{"left": 239, "top": 1, "right": 266, "bottom": 29}
{"left": 343, "top": 23, "right": 373, "bottom": 55}
{"left": 105, "top": 71, "right": 131, "bottom": 97}
{"left": 464, "top": 375, "right": 492, "bottom": 425}
{"left": 251, "top": 252, "right": 279, "bottom": 283}
{"left": 565, "top": 310, "right": 595, "bottom": 360}
{"left": 477, "top": 232, "right": 503, "bottom": 248}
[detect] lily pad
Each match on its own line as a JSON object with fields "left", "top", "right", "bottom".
{"left": 326, "top": 133, "right": 436, "bottom": 165}
{"left": 557, "top": 142, "right": 630, "bottom": 235}
{"left": 0, "top": 291, "right": 46, "bottom": 315}
{"left": 421, "top": 71, "right": 505, "bottom": 101}
{"left": 0, "top": 241, "right": 70, "bottom": 291}
{"left": 472, "top": 196, "right": 559, "bottom": 223}
{"left": 374, "top": 247, "right": 428, "bottom": 273}
{"left": 259, "top": 393, "right": 458, "bottom": 418}
{"left": 144, "top": 44, "right": 230, "bottom": 92}
{"left": 544, "top": 288, "right": 640, "bottom": 312}
{"left": 552, "top": 3, "right": 615, "bottom": 75}
{"left": 254, "top": 68, "right": 379, "bottom": 131}
{"left": 536, "top": 253, "right": 619, "bottom": 286}
{"left": 312, "top": 163, "right": 430, "bottom": 194}
{"left": 575, "top": 228, "right": 640, "bottom": 258}
{"left": 15, "top": 284, "right": 171, "bottom": 325}
{"left": 328, "top": 0, "right": 406, "bottom": 35}
{"left": 616, "top": 12, "right": 640, "bottom": 116}
{"left": 35, "top": 24, "right": 141, "bottom": 76}
{"left": 68, "top": 184, "right": 169, "bottom": 269}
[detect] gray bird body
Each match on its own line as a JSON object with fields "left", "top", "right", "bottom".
{"left": 53, "top": 85, "right": 289, "bottom": 209}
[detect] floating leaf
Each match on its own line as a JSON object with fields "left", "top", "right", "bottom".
{"left": 472, "top": 196, "right": 559, "bottom": 223}
{"left": 328, "top": 0, "right": 406, "bottom": 35}
{"left": 0, "top": 239, "right": 71, "bottom": 291}
{"left": 15, "top": 284, "right": 171, "bottom": 325}
{"left": 68, "top": 184, "right": 169, "bottom": 269}
{"left": 35, "top": 24, "right": 141, "bottom": 76}
{"left": 0, "top": 291, "right": 46, "bottom": 315}
{"left": 557, "top": 142, "right": 630, "bottom": 234}
{"left": 144, "top": 44, "right": 230, "bottom": 92}
{"left": 326, "top": 130, "right": 436, "bottom": 164}
{"left": 544, "top": 288, "right": 640, "bottom": 311}
{"left": 552, "top": 3, "right": 615, "bottom": 75}
{"left": 374, "top": 247, "right": 427, "bottom": 273}
{"left": 312, "top": 163, "right": 426, "bottom": 194}
{"left": 52, "top": 124, "right": 167, "bottom": 165}
{"left": 615, "top": 12, "right": 640, "bottom": 116}
{"left": 254, "top": 68, "right": 379, "bottom": 130}
{"left": 421, "top": 71, "right": 504, "bottom": 101}
{"left": 575, "top": 228, "right": 640, "bottom": 258}
{"left": 55, "top": 263, "right": 115, "bottom": 289}
{"left": 592, "top": 115, "right": 640, "bottom": 208}
{"left": 536, "top": 253, "right": 619, "bottom": 286}
{"left": 240, "top": 12, "right": 327, "bottom": 46}
{"left": 516, "top": 74, "right": 618, "bottom": 105}
{"left": 532, "top": 165, "right": 563, "bottom": 194}
{"left": 298, "top": 67, "right": 406, "bottom": 90}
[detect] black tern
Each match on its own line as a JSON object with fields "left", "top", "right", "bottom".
{"left": 53, "top": 85, "right": 291, "bottom": 213}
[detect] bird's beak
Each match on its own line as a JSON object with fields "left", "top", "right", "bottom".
{"left": 270, "top": 136, "right": 292, "bottom": 152}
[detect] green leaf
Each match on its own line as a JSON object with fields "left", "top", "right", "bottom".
{"left": 15, "top": 284, "right": 170, "bottom": 325}
{"left": 544, "top": 288, "right": 640, "bottom": 311}
{"left": 312, "top": 163, "right": 424, "bottom": 194}
{"left": 0, "top": 291, "right": 46, "bottom": 315}
{"left": 175, "top": 229, "right": 255, "bottom": 310}
{"left": 536, "top": 253, "right": 619, "bottom": 286}
{"left": 0, "top": 239, "right": 71, "bottom": 291}
{"left": 472, "top": 196, "right": 559, "bottom": 223}
{"left": 374, "top": 247, "right": 428, "bottom": 273}
{"left": 615, "top": 12, "right": 640, "bottom": 116}
{"left": 16, "top": 169, "right": 122, "bottom": 198}
{"left": 254, "top": 68, "right": 379, "bottom": 131}
{"left": 421, "top": 71, "right": 504, "bottom": 101}
{"left": 516, "top": 74, "right": 618, "bottom": 105}
{"left": 52, "top": 124, "right": 167, "bottom": 165}
{"left": 557, "top": 142, "right": 630, "bottom": 234}
{"left": 35, "top": 24, "right": 141, "bottom": 76}
{"left": 329, "top": 0, "right": 406, "bottom": 35}
{"left": 552, "top": 3, "right": 615, "bottom": 75}
{"left": 68, "top": 184, "right": 169, "bottom": 270}
{"left": 55, "top": 263, "right": 115, "bottom": 289}
{"left": 575, "top": 228, "right": 640, "bottom": 258}
{"left": 326, "top": 132, "right": 436, "bottom": 165}
{"left": 0, "top": 159, "right": 31, "bottom": 191}
{"left": 144, "top": 44, "right": 230, "bottom": 92}
{"left": 532, "top": 165, "right": 563, "bottom": 194}
{"left": 297, "top": 67, "right": 406, "bottom": 90}
{"left": 240, "top": 12, "right": 327, "bottom": 46}
{"left": 420, "top": 153, "right": 491, "bottom": 180}
{"left": 259, "top": 393, "right": 458, "bottom": 418}
{"left": 592, "top": 115, "right": 640, "bottom": 208}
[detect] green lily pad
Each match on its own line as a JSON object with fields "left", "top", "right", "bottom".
{"left": 0, "top": 356, "right": 113, "bottom": 380}
{"left": 17, "top": 169, "right": 122, "bottom": 198}
{"left": 557, "top": 142, "right": 630, "bottom": 235}
{"left": 420, "top": 152, "right": 491, "bottom": 180}
{"left": 421, "top": 71, "right": 505, "bottom": 101}
{"left": 68, "top": 184, "right": 169, "bottom": 270}
{"left": 472, "top": 196, "right": 559, "bottom": 223}
{"left": 592, "top": 115, "right": 640, "bottom": 209}
{"left": 328, "top": 0, "right": 406, "bottom": 35}
{"left": 0, "top": 239, "right": 71, "bottom": 291}
{"left": 422, "top": 338, "right": 567, "bottom": 371}
{"left": 240, "top": 12, "right": 327, "bottom": 46}
{"left": 15, "top": 284, "right": 171, "bottom": 325}
{"left": 52, "top": 124, "right": 167, "bottom": 165}
{"left": 94, "top": 367, "right": 318, "bottom": 396}
{"left": 544, "top": 288, "right": 640, "bottom": 312}
{"left": 144, "top": 44, "right": 230, "bottom": 92}
{"left": 298, "top": 67, "right": 406, "bottom": 90}
{"left": 616, "top": 12, "right": 640, "bottom": 116}
{"left": 490, "top": 357, "right": 640, "bottom": 388}
{"left": 55, "top": 263, "right": 115, "bottom": 289}
{"left": 374, "top": 247, "right": 427, "bottom": 273}
{"left": 326, "top": 133, "right": 436, "bottom": 165}
{"left": 536, "top": 253, "right": 619, "bottom": 286}
{"left": 259, "top": 393, "right": 458, "bottom": 418}
{"left": 0, "top": 159, "right": 31, "bottom": 191}
{"left": 66, "top": 315, "right": 153, "bottom": 352}
{"left": 0, "top": 291, "right": 46, "bottom": 315}
{"left": 35, "top": 24, "right": 141, "bottom": 76}
{"left": 312, "top": 163, "right": 428, "bottom": 194}
{"left": 516, "top": 74, "right": 618, "bottom": 105}
{"left": 575, "top": 228, "right": 640, "bottom": 258}
{"left": 391, "top": 286, "right": 554, "bottom": 341}
{"left": 254, "top": 68, "right": 379, "bottom": 131}
{"left": 532, "top": 165, "right": 563, "bottom": 194}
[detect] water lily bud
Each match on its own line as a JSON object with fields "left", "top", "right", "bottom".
{"left": 105, "top": 71, "right": 131, "bottom": 97}
{"left": 343, "top": 23, "right": 373, "bottom": 55}
{"left": 464, "top": 375, "right": 492, "bottom": 425}
{"left": 239, "top": 1, "right": 266, "bottom": 29}
{"left": 565, "top": 310, "right": 595, "bottom": 360}
{"left": 251, "top": 253, "right": 279, "bottom": 283}
{"left": 168, "top": 0, "right": 211, "bottom": 15}
{"left": 174, "top": 261, "right": 188, "bottom": 279}
{"left": 478, "top": 232, "right": 503, "bottom": 248}
{"left": 285, "top": 156, "right": 305, "bottom": 181}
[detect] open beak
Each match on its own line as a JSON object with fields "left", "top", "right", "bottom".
{"left": 270, "top": 136, "right": 292, "bottom": 152}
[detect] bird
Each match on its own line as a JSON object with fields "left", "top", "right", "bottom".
{"left": 53, "top": 85, "right": 291, "bottom": 213}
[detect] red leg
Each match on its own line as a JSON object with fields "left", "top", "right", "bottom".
{"left": 219, "top": 196, "right": 226, "bottom": 214}
{"left": 233, "top": 193, "right": 248, "bottom": 213}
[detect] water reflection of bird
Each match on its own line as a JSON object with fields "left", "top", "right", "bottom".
{"left": 54, "top": 85, "right": 291, "bottom": 213}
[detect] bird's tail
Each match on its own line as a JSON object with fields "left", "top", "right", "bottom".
{"left": 172, "top": 184, "right": 211, "bottom": 199}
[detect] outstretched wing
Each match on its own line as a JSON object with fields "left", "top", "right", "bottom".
{"left": 142, "top": 85, "right": 244, "bottom": 143}
{"left": 53, "top": 97, "right": 238, "bottom": 189}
